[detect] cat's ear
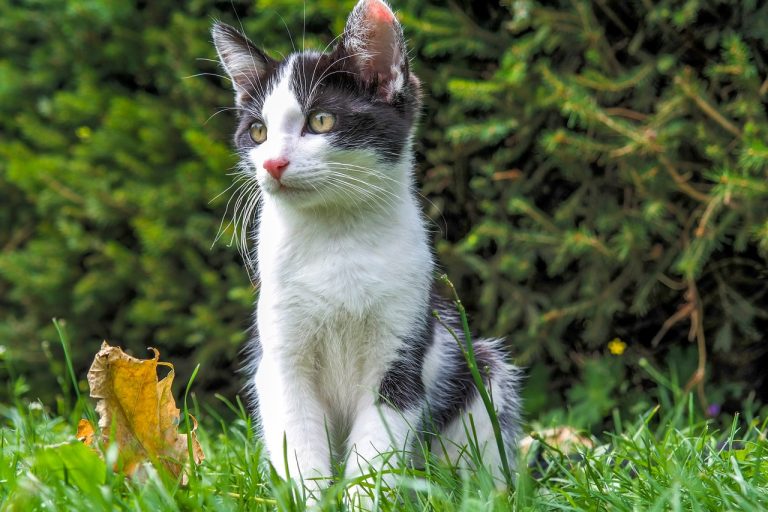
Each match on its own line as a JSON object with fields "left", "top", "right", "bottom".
{"left": 212, "top": 22, "right": 276, "bottom": 104}
{"left": 339, "top": 0, "right": 412, "bottom": 101}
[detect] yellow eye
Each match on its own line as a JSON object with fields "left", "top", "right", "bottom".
{"left": 307, "top": 112, "right": 336, "bottom": 134}
{"left": 249, "top": 121, "right": 267, "bottom": 144}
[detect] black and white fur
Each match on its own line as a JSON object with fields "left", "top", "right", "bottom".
{"left": 212, "top": 0, "right": 520, "bottom": 496}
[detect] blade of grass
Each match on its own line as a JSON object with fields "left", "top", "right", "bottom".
{"left": 183, "top": 362, "right": 201, "bottom": 485}
{"left": 53, "top": 318, "right": 97, "bottom": 426}
{"left": 436, "top": 274, "right": 513, "bottom": 485}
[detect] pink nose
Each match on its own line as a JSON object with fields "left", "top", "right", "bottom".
{"left": 263, "top": 158, "right": 290, "bottom": 181}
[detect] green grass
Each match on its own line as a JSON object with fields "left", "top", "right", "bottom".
{"left": 0, "top": 396, "right": 768, "bottom": 511}
{"left": 2, "top": 383, "right": 768, "bottom": 510}
{"left": 2, "top": 321, "right": 767, "bottom": 511}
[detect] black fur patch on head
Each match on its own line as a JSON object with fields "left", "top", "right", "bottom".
{"left": 212, "top": 22, "right": 279, "bottom": 107}
{"left": 288, "top": 51, "right": 421, "bottom": 163}
{"left": 217, "top": 0, "right": 421, "bottom": 164}
{"left": 228, "top": 49, "right": 420, "bottom": 164}
{"left": 419, "top": 298, "right": 502, "bottom": 435}
{"left": 231, "top": 60, "right": 288, "bottom": 150}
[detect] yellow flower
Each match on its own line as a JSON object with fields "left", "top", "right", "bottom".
{"left": 607, "top": 337, "right": 627, "bottom": 356}
{"left": 76, "top": 126, "right": 92, "bottom": 140}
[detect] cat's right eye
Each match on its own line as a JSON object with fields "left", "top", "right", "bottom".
{"left": 249, "top": 121, "right": 267, "bottom": 144}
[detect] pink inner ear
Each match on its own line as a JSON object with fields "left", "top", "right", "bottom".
{"left": 367, "top": 0, "right": 395, "bottom": 23}
{"left": 343, "top": 0, "right": 405, "bottom": 100}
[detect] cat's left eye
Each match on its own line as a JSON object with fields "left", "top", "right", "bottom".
{"left": 307, "top": 112, "right": 336, "bottom": 134}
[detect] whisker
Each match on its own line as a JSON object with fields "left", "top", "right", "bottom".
{"left": 325, "top": 163, "right": 447, "bottom": 238}
{"left": 183, "top": 72, "right": 232, "bottom": 81}
{"left": 305, "top": 31, "right": 347, "bottom": 101}
{"left": 210, "top": 173, "right": 248, "bottom": 204}
{"left": 306, "top": 51, "right": 367, "bottom": 104}
{"left": 324, "top": 170, "right": 403, "bottom": 202}
{"left": 302, "top": 0, "right": 306, "bottom": 54}
{"left": 324, "top": 174, "right": 398, "bottom": 212}
{"left": 277, "top": 12, "right": 296, "bottom": 53}
{"left": 238, "top": 189, "right": 262, "bottom": 275}
{"left": 212, "top": 178, "right": 259, "bottom": 249}
{"left": 228, "top": 182, "right": 260, "bottom": 239}
{"left": 205, "top": 106, "right": 245, "bottom": 124}
{"left": 229, "top": 5, "right": 269, "bottom": 101}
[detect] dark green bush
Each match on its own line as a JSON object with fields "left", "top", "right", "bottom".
{"left": 407, "top": 0, "right": 768, "bottom": 422}
{"left": 1, "top": 0, "right": 767, "bottom": 425}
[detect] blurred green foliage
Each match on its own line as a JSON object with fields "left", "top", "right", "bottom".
{"left": 1, "top": 0, "right": 767, "bottom": 426}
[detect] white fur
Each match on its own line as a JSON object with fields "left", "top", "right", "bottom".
{"left": 252, "top": 62, "right": 433, "bottom": 490}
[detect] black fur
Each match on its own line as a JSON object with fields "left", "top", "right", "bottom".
{"left": 380, "top": 295, "right": 505, "bottom": 436}
{"left": 219, "top": 19, "right": 420, "bottom": 164}
{"left": 378, "top": 313, "right": 434, "bottom": 410}
{"left": 421, "top": 299, "right": 508, "bottom": 435}
{"left": 211, "top": 22, "right": 278, "bottom": 105}
{"left": 288, "top": 52, "right": 420, "bottom": 162}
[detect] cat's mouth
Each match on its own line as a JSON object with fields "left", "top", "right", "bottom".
{"left": 264, "top": 181, "right": 313, "bottom": 196}
{"left": 277, "top": 185, "right": 309, "bottom": 197}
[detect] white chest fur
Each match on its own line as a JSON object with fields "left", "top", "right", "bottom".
{"left": 255, "top": 191, "right": 433, "bottom": 422}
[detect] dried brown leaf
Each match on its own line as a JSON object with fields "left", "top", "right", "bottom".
{"left": 519, "top": 426, "right": 594, "bottom": 455}
{"left": 76, "top": 418, "right": 95, "bottom": 445}
{"left": 78, "top": 341, "right": 204, "bottom": 482}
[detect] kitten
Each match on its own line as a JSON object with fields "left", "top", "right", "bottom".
{"left": 212, "top": 0, "right": 521, "bottom": 497}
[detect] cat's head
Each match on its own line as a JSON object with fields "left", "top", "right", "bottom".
{"left": 212, "top": 0, "right": 420, "bottom": 211}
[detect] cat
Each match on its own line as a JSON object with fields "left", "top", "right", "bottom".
{"left": 212, "top": 0, "right": 521, "bottom": 500}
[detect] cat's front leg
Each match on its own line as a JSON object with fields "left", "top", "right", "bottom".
{"left": 255, "top": 352, "right": 332, "bottom": 498}
{"left": 343, "top": 400, "right": 418, "bottom": 507}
